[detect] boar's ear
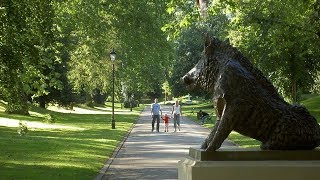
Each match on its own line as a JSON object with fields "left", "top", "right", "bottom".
{"left": 204, "top": 33, "right": 211, "bottom": 48}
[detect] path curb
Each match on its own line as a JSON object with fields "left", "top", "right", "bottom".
{"left": 95, "top": 117, "right": 139, "bottom": 180}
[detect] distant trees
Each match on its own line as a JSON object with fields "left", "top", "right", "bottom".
{"left": 164, "top": 0, "right": 320, "bottom": 103}
{"left": 2, "top": 0, "right": 318, "bottom": 115}
{"left": 0, "top": 0, "right": 173, "bottom": 114}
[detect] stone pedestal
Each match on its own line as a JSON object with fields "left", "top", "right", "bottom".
{"left": 178, "top": 147, "right": 320, "bottom": 180}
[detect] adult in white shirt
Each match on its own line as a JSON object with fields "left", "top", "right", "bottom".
{"left": 171, "top": 100, "right": 182, "bottom": 132}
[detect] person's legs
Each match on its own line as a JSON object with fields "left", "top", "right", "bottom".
{"left": 156, "top": 115, "right": 160, "bottom": 132}
{"left": 201, "top": 117, "right": 205, "bottom": 124}
{"left": 204, "top": 115, "right": 210, "bottom": 124}
{"left": 152, "top": 115, "right": 156, "bottom": 131}
{"left": 176, "top": 114, "right": 181, "bottom": 131}
{"left": 173, "top": 114, "right": 177, "bottom": 132}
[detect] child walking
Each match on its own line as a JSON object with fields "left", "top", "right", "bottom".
{"left": 162, "top": 114, "right": 170, "bottom": 132}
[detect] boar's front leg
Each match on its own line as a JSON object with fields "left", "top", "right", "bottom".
{"left": 206, "top": 106, "right": 234, "bottom": 151}
{"left": 201, "top": 97, "right": 225, "bottom": 149}
{"left": 201, "top": 120, "right": 220, "bottom": 149}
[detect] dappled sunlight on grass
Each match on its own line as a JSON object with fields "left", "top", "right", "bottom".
{"left": 42, "top": 103, "right": 145, "bottom": 116}
{"left": 0, "top": 117, "right": 85, "bottom": 130}
{"left": 228, "top": 131, "right": 260, "bottom": 148}
{"left": 301, "top": 95, "right": 320, "bottom": 123}
{"left": 0, "top": 102, "right": 143, "bottom": 179}
{"left": 183, "top": 101, "right": 262, "bottom": 148}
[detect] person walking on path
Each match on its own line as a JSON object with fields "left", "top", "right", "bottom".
{"left": 151, "top": 98, "right": 162, "bottom": 132}
{"left": 171, "top": 100, "right": 182, "bottom": 132}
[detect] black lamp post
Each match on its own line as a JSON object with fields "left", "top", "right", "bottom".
{"left": 110, "top": 48, "right": 116, "bottom": 129}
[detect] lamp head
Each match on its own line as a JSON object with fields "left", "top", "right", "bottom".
{"left": 110, "top": 48, "right": 116, "bottom": 61}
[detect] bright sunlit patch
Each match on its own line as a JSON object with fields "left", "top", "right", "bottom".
{"left": 46, "top": 106, "right": 133, "bottom": 115}
{"left": 0, "top": 117, "right": 85, "bottom": 130}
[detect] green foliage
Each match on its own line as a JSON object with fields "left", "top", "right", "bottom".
{"left": 43, "top": 113, "right": 56, "bottom": 123}
{"left": 0, "top": 0, "right": 65, "bottom": 113}
{"left": 1, "top": 0, "right": 175, "bottom": 111}
{"left": 226, "top": 0, "right": 320, "bottom": 103}
{"left": 168, "top": 26, "right": 203, "bottom": 97}
{"left": 110, "top": 0, "right": 174, "bottom": 97}
{"left": 164, "top": 0, "right": 320, "bottom": 103}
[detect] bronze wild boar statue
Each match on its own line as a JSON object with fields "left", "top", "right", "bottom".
{"left": 183, "top": 36, "right": 320, "bottom": 151}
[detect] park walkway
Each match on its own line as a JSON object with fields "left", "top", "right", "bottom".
{"left": 97, "top": 105, "right": 236, "bottom": 180}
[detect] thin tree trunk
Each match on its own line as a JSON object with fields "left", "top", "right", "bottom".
{"left": 196, "top": 0, "right": 209, "bottom": 19}
{"left": 39, "top": 96, "right": 46, "bottom": 109}
{"left": 292, "top": 80, "right": 297, "bottom": 103}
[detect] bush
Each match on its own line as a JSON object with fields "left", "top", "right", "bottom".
{"left": 123, "top": 100, "right": 139, "bottom": 108}
{"left": 43, "top": 113, "right": 56, "bottom": 123}
{"left": 17, "top": 121, "right": 28, "bottom": 136}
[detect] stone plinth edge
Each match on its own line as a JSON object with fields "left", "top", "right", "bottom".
{"left": 178, "top": 147, "right": 320, "bottom": 180}
{"left": 189, "top": 147, "right": 320, "bottom": 161}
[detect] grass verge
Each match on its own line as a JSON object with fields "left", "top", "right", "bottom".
{"left": 0, "top": 103, "right": 144, "bottom": 179}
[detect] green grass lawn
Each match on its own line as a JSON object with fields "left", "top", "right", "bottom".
{"left": 183, "top": 95, "right": 320, "bottom": 148}
{"left": 301, "top": 95, "right": 320, "bottom": 122}
{"left": 0, "top": 103, "right": 143, "bottom": 179}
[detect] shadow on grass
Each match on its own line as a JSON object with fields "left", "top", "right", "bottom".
{"left": 0, "top": 103, "right": 141, "bottom": 179}
{"left": 0, "top": 163, "right": 97, "bottom": 179}
{"left": 0, "top": 125, "right": 132, "bottom": 179}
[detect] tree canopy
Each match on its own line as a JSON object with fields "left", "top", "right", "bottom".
{"left": 0, "top": 0, "right": 173, "bottom": 114}
{"left": 164, "top": 0, "right": 320, "bottom": 102}
{"left": 1, "top": 0, "right": 320, "bottom": 114}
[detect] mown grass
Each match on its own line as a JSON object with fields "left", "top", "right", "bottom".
{"left": 0, "top": 103, "right": 144, "bottom": 179}
{"left": 301, "top": 95, "right": 320, "bottom": 122}
{"left": 182, "top": 95, "right": 320, "bottom": 148}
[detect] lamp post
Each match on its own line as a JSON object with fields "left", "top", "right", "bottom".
{"left": 110, "top": 48, "right": 116, "bottom": 129}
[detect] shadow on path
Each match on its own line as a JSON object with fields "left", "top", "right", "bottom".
{"left": 98, "top": 105, "right": 236, "bottom": 180}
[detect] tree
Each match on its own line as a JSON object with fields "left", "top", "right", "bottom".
{"left": 226, "top": 0, "right": 320, "bottom": 102}
{"left": 106, "top": 0, "right": 174, "bottom": 101}
{"left": 0, "top": 0, "right": 61, "bottom": 114}
{"left": 164, "top": 0, "right": 320, "bottom": 102}
{"left": 164, "top": 1, "right": 229, "bottom": 97}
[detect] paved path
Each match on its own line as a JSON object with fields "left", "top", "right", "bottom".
{"left": 98, "top": 105, "right": 236, "bottom": 180}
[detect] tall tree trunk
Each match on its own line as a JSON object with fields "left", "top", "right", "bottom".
{"left": 86, "top": 92, "right": 94, "bottom": 107}
{"left": 39, "top": 96, "right": 46, "bottom": 109}
{"left": 196, "top": 0, "right": 209, "bottom": 19}
{"left": 291, "top": 80, "right": 297, "bottom": 103}
{"left": 311, "top": 0, "right": 320, "bottom": 37}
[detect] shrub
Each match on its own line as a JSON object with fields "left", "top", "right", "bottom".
{"left": 17, "top": 121, "right": 28, "bottom": 136}
{"left": 44, "top": 113, "right": 56, "bottom": 123}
